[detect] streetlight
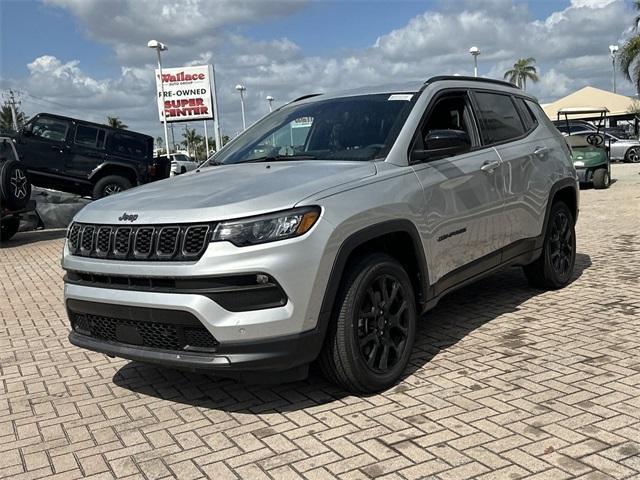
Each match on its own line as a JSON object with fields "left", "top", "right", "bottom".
{"left": 266, "top": 95, "right": 274, "bottom": 113}
{"left": 609, "top": 44, "right": 619, "bottom": 93}
{"left": 235, "top": 84, "right": 247, "bottom": 130}
{"left": 469, "top": 46, "right": 480, "bottom": 77}
{"left": 148, "top": 39, "right": 171, "bottom": 158}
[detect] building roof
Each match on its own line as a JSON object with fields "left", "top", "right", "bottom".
{"left": 542, "top": 86, "right": 638, "bottom": 119}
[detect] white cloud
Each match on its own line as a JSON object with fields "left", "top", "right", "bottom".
{"left": 4, "top": 0, "right": 636, "bottom": 138}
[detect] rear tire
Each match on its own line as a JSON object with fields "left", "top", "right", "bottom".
{"left": 0, "top": 160, "right": 31, "bottom": 210}
{"left": 318, "top": 254, "right": 417, "bottom": 393}
{"left": 592, "top": 168, "right": 610, "bottom": 189}
{"left": 523, "top": 201, "right": 576, "bottom": 289}
{"left": 1, "top": 217, "right": 20, "bottom": 242}
{"left": 92, "top": 175, "right": 132, "bottom": 199}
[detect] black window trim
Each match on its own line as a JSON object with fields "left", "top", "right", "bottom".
{"left": 468, "top": 88, "right": 539, "bottom": 148}
{"left": 407, "top": 88, "right": 483, "bottom": 164}
{"left": 513, "top": 97, "right": 539, "bottom": 134}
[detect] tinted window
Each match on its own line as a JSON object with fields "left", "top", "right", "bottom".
{"left": 515, "top": 98, "right": 538, "bottom": 132}
{"left": 75, "top": 125, "right": 106, "bottom": 149}
{"left": 474, "top": 92, "right": 525, "bottom": 144}
{"left": 109, "top": 133, "right": 147, "bottom": 158}
{"left": 31, "top": 116, "right": 69, "bottom": 142}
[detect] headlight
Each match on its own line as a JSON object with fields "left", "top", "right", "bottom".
{"left": 212, "top": 206, "right": 320, "bottom": 247}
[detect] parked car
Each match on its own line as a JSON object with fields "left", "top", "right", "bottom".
{"left": 553, "top": 119, "right": 596, "bottom": 135}
{"left": 14, "top": 113, "right": 167, "bottom": 199}
{"left": 1, "top": 136, "right": 35, "bottom": 241}
{"left": 166, "top": 153, "right": 199, "bottom": 175}
{"left": 62, "top": 76, "right": 578, "bottom": 392}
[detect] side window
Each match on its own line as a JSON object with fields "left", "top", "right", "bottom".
{"left": 109, "top": 133, "right": 147, "bottom": 158}
{"left": 75, "top": 125, "right": 106, "bottom": 149}
{"left": 31, "top": 117, "right": 69, "bottom": 142}
{"left": 411, "top": 92, "right": 475, "bottom": 161}
{"left": 514, "top": 98, "right": 538, "bottom": 132}
{"left": 473, "top": 92, "right": 525, "bottom": 144}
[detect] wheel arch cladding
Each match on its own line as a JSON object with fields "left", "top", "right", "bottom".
{"left": 316, "top": 219, "right": 429, "bottom": 345}
{"left": 90, "top": 164, "right": 138, "bottom": 185}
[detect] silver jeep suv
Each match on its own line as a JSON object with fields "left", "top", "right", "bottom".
{"left": 63, "top": 76, "right": 578, "bottom": 393}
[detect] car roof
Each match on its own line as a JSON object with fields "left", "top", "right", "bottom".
{"left": 290, "top": 76, "right": 527, "bottom": 105}
{"left": 32, "top": 112, "right": 153, "bottom": 140}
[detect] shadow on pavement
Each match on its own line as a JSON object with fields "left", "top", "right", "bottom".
{"left": 112, "top": 253, "right": 592, "bottom": 412}
{"left": 1, "top": 228, "right": 67, "bottom": 248}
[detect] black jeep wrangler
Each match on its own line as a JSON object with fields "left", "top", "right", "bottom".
{"left": 14, "top": 113, "right": 168, "bottom": 199}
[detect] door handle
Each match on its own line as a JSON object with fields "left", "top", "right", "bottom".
{"left": 533, "top": 146, "right": 548, "bottom": 158}
{"left": 480, "top": 160, "right": 500, "bottom": 173}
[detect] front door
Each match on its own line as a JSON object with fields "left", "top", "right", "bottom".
{"left": 410, "top": 91, "right": 506, "bottom": 288}
{"left": 19, "top": 115, "right": 71, "bottom": 184}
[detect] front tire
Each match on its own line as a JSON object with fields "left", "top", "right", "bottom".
{"left": 592, "top": 168, "right": 610, "bottom": 189}
{"left": 523, "top": 201, "right": 576, "bottom": 289}
{"left": 92, "top": 175, "right": 132, "bottom": 199}
{"left": 318, "top": 254, "right": 417, "bottom": 393}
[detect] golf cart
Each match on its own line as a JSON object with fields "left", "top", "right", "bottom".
{"left": 557, "top": 107, "right": 611, "bottom": 189}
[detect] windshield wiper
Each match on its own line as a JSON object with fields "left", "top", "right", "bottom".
{"left": 241, "top": 154, "right": 318, "bottom": 163}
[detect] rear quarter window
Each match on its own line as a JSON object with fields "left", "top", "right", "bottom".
{"left": 474, "top": 91, "right": 525, "bottom": 144}
{"left": 514, "top": 98, "right": 538, "bottom": 132}
{"left": 108, "top": 133, "right": 148, "bottom": 159}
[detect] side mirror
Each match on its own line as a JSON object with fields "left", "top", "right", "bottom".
{"left": 22, "top": 123, "right": 33, "bottom": 136}
{"left": 412, "top": 129, "right": 471, "bottom": 162}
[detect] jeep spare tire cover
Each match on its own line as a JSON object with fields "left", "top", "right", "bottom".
{"left": 0, "top": 160, "right": 31, "bottom": 210}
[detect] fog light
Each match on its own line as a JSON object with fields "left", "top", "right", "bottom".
{"left": 256, "top": 274, "right": 269, "bottom": 284}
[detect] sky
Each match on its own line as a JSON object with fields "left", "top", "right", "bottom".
{"left": 0, "top": 0, "right": 637, "bottom": 142}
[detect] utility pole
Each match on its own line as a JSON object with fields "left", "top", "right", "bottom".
{"left": 3, "top": 90, "right": 21, "bottom": 131}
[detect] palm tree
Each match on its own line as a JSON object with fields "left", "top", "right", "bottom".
{"left": 620, "top": 0, "right": 640, "bottom": 94}
{"left": 182, "top": 128, "right": 203, "bottom": 158}
{"left": 503, "top": 58, "right": 539, "bottom": 91}
{"left": 106, "top": 116, "right": 127, "bottom": 129}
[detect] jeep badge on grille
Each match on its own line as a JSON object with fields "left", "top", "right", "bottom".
{"left": 118, "top": 212, "right": 139, "bottom": 222}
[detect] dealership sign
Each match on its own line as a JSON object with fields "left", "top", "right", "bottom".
{"left": 155, "top": 65, "right": 213, "bottom": 123}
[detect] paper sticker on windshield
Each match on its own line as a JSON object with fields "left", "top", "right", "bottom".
{"left": 388, "top": 94, "right": 413, "bottom": 101}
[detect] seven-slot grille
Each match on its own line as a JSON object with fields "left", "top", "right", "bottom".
{"left": 67, "top": 223, "right": 211, "bottom": 261}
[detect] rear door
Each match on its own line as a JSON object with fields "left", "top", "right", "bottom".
{"left": 410, "top": 90, "right": 506, "bottom": 287}
{"left": 472, "top": 91, "right": 550, "bottom": 250}
{"left": 66, "top": 123, "right": 107, "bottom": 178}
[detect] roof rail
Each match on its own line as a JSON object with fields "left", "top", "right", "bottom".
{"left": 424, "top": 75, "right": 518, "bottom": 89}
{"left": 291, "top": 93, "right": 323, "bottom": 103}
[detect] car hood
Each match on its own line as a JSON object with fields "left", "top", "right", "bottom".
{"left": 75, "top": 161, "right": 377, "bottom": 224}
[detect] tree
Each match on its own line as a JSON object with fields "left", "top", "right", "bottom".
{"left": 503, "top": 57, "right": 539, "bottom": 91}
{"left": 0, "top": 100, "right": 28, "bottom": 132}
{"left": 620, "top": 0, "right": 640, "bottom": 94}
{"left": 181, "top": 127, "right": 203, "bottom": 159}
{"left": 106, "top": 116, "right": 127, "bottom": 129}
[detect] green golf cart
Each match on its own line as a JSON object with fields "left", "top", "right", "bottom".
{"left": 557, "top": 107, "right": 611, "bottom": 189}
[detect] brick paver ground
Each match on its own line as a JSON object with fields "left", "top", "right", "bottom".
{"left": 1, "top": 164, "right": 639, "bottom": 480}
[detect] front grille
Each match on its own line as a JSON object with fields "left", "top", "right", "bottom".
{"left": 68, "top": 222, "right": 212, "bottom": 261}
{"left": 71, "top": 311, "right": 218, "bottom": 352}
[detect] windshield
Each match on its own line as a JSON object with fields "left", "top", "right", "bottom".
{"left": 207, "top": 93, "right": 416, "bottom": 165}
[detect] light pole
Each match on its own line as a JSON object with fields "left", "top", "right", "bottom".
{"left": 235, "top": 84, "right": 247, "bottom": 130}
{"left": 469, "top": 46, "right": 480, "bottom": 77}
{"left": 148, "top": 40, "right": 171, "bottom": 157}
{"left": 266, "top": 95, "right": 274, "bottom": 113}
{"left": 609, "top": 44, "right": 619, "bottom": 93}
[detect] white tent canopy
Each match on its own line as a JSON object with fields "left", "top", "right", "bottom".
{"left": 542, "top": 86, "right": 638, "bottom": 120}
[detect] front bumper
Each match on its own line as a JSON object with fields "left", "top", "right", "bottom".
{"left": 67, "top": 300, "right": 323, "bottom": 373}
